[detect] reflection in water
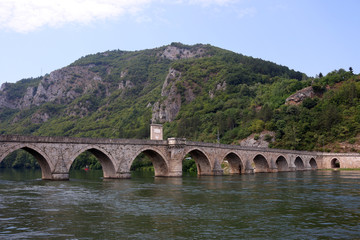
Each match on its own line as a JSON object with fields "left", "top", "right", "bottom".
{"left": 1, "top": 169, "right": 360, "bottom": 239}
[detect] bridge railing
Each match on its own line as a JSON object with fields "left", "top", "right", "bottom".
{"left": 1, "top": 134, "right": 360, "bottom": 158}
{"left": 185, "top": 140, "right": 320, "bottom": 156}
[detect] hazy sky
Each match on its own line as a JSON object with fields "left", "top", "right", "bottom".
{"left": 1, "top": 0, "right": 359, "bottom": 85}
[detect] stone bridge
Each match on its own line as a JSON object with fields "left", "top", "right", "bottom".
{"left": 0, "top": 135, "right": 360, "bottom": 180}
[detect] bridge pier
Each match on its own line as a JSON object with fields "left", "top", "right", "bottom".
{"left": 289, "top": 166, "right": 296, "bottom": 171}
{"left": 114, "top": 172, "right": 131, "bottom": 179}
{"left": 166, "top": 170, "right": 183, "bottom": 177}
{"left": 50, "top": 173, "right": 69, "bottom": 180}
{"left": 212, "top": 169, "right": 224, "bottom": 175}
{"left": 245, "top": 168, "right": 255, "bottom": 174}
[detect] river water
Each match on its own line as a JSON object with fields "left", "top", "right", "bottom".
{"left": 1, "top": 169, "right": 360, "bottom": 239}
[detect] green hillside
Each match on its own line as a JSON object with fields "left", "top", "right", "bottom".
{"left": 0, "top": 42, "right": 359, "bottom": 162}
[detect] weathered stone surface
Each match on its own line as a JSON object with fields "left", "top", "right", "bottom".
{"left": 285, "top": 86, "right": 315, "bottom": 105}
{"left": 0, "top": 65, "right": 104, "bottom": 110}
{"left": 0, "top": 135, "right": 359, "bottom": 180}
{"left": 160, "top": 45, "right": 206, "bottom": 60}
{"left": 152, "top": 68, "right": 182, "bottom": 123}
{"left": 31, "top": 111, "right": 50, "bottom": 124}
{"left": 239, "top": 131, "right": 275, "bottom": 148}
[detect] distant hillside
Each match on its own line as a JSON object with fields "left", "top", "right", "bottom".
{"left": 0, "top": 42, "right": 359, "bottom": 153}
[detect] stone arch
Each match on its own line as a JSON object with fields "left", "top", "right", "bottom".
{"left": 185, "top": 148, "right": 212, "bottom": 175}
{"left": 69, "top": 146, "right": 117, "bottom": 179}
{"left": 131, "top": 148, "right": 169, "bottom": 177}
{"left": 331, "top": 158, "right": 340, "bottom": 168}
{"left": 223, "top": 152, "right": 243, "bottom": 174}
{"left": 294, "top": 156, "right": 305, "bottom": 170}
{"left": 0, "top": 144, "right": 53, "bottom": 180}
{"left": 276, "top": 155, "right": 289, "bottom": 171}
{"left": 309, "top": 158, "right": 318, "bottom": 170}
{"left": 253, "top": 154, "right": 270, "bottom": 173}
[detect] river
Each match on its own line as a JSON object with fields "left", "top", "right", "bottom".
{"left": 1, "top": 169, "right": 360, "bottom": 239}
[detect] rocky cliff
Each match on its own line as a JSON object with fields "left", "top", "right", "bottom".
{"left": 0, "top": 42, "right": 312, "bottom": 147}
{"left": 0, "top": 65, "right": 104, "bottom": 110}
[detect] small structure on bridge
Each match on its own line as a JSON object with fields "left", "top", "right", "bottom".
{"left": 150, "top": 124, "right": 163, "bottom": 140}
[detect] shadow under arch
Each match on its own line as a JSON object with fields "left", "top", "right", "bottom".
{"left": 309, "top": 158, "right": 318, "bottom": 170}
{"left": 70, "top": 147, "right": 117, "bottom": 179}
{"left": 0, "top": 145, "right": 52, "bottom": 180}
{"left": 253, "top": 154, "right": 270, "bottom": 173}
{"left": 331, "top": 158, "right": 340, "bottom": 168}
{"left": 131, "top": 149, "right": 169, "bottom": 177}
{"left": 223, "top": 152, "right": 243, "bottom": 174}
{"left": 186, "top": 149, "right": 212, "bottom": 175}
{"left": 276, "top": 155, "right": 289, "bottom": 171}
{"left": 294, "top": 156, "right": 305, "bottom": 170}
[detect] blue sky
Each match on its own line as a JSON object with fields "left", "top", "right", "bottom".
{"left": 1, "top": 0, "right": 359, "bottom": 85}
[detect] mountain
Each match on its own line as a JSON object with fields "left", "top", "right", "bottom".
{"left": 0, "top": 42, "right": 359, "bottom": 153}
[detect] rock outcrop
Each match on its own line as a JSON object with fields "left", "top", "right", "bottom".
{"left": 160, "top": 45, "right": 206, "bottom": 60}
{"left": 152, "top": 68, "right": 182, "bottom": 123}
{"left": 285, "top": 86, "right": 315, "bottom": 105}
{"left": 0, "top": 65, "right": 104, "bottom": 110}
{"left": 239, "top": 131, "right": 275, "bottom": 148}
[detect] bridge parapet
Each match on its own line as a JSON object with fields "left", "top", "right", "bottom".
{"left": 0, "top": 135, "right": 168, "bottom": 146}
{"left": 186, "top": 140, "right": 319, "bottom": 155}
{"left": 167, "top": 138, "right": 186, "bottom": 148}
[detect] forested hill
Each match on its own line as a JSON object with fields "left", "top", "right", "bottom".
{"left": 0, "top": 42, "right": 359, "bottom": 152}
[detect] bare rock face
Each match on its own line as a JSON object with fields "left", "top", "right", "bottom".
{"left": 239, "top": 131, "right": 275, "bottom": 148}
{"left": 31, "top": 111, "right": 50, "bottom": 124}
{"left": 118, "top": 80, "right": 134, "bottom": 90}
{"left": 160, "top": 46, "right": 206, "bottom": 60}
{"left": 66, "top": 100, "right": 94, "bottom": 118}
{"left": 285, "top": 86, "right": 315, "bottom": 105}
{"left": 209, "top": 81, "right": 227, "bottom": 99}
{"left": 152, "top": 68, "right": 182, "bottom": 123}
{"left": 0, "top": 65, "right": 103, "bottom": 110}
{"left": 32, "top": 66, "right": 102, "bottom": 106}
{"left": 152, "top": 65, "right": 225, "bottom": 123}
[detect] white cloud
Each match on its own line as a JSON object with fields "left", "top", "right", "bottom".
{"left": 0, "top": 0, "right": 152, "bottom": 33}
{"left": 0, "top": 0, "right": 240, "bottom": 33}
{"left": 185, "top": 0, "right": 237, "bottom": 6}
